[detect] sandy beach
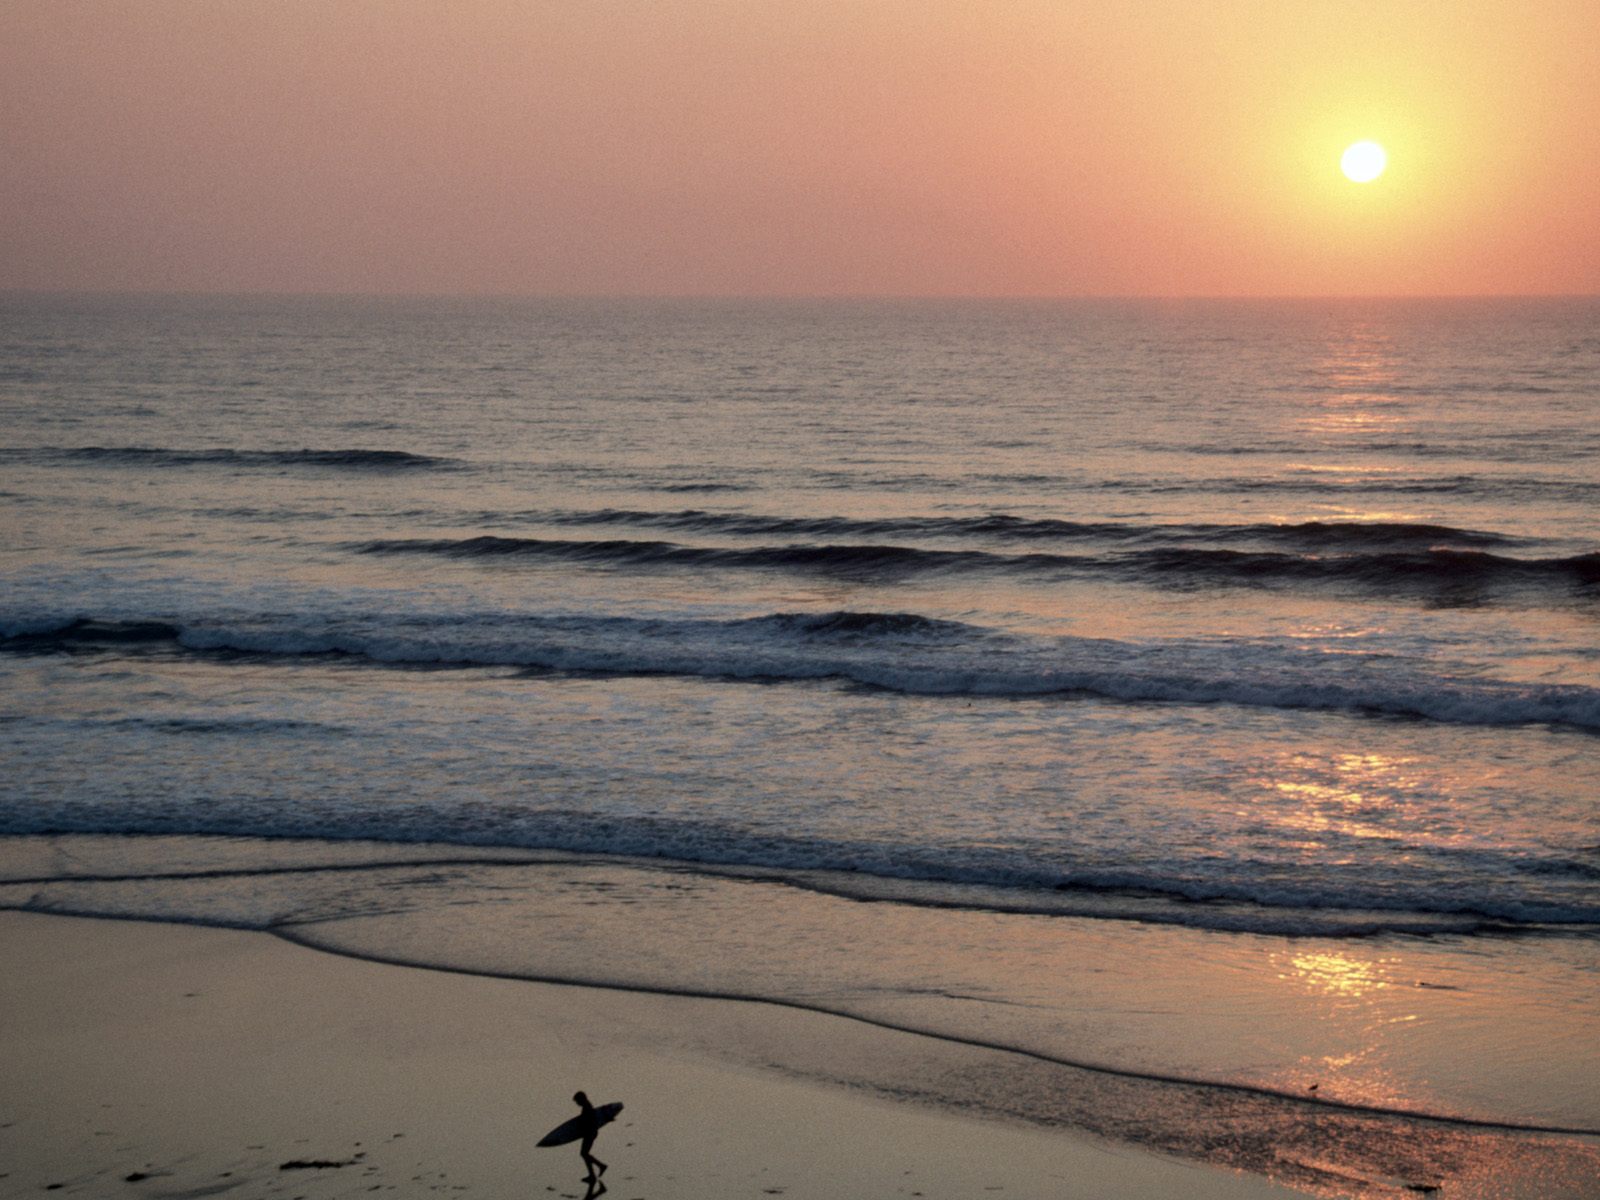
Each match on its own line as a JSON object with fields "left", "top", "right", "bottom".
{"left": 0, "top": 910, "right": 1313, "bottom": 1200}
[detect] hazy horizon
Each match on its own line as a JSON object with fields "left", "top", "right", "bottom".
{"left": 6, "top": 287, "right": 1598, "bottom": 302}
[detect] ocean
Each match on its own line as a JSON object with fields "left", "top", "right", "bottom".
{"left": 2, "top": 293, "right": 1597, "bottom": 1193}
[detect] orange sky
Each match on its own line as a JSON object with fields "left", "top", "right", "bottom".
{"left": 3, "top": 0, "right": 1597, "bottom": 297}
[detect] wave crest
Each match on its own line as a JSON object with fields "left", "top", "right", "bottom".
{"left": 354, "top": 534, "right": 1600, "bottom": 594}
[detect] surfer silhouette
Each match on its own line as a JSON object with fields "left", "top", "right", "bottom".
{"left": 573, "top": 1091, "right": 607, "bottom": 1181}
{"left": 537, "top": 1090, "right": 622, "bottom": 1182}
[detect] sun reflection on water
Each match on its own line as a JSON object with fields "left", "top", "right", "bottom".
{"left": 1257, "top": 750, "right": 1449, "bottom": 847}
{"left": 1298, "top": 320, "right": 1410, "bottom": 444}
{"left": 1260, "top": 946, "right": 1432, "bottom": 1112}
{"left": 1280, "top": 949, "right": 1394, "bottom": 998}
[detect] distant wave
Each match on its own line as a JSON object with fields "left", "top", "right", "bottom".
{"left": 647, "top": 481, "right": 753, "bottom": 493}
{"left": 1129, "top": 546, "right": 1600, "bottom": 589}
{"left": 528, "top": 508, "right": 1525, "bottom": 550}
{"left": 6, "top": 610, "right": 1599, "bottom": 732}
{"left": 0, "top": 446, "right": 458, "bottom": 470}
{"left": 1144, "top": 436, "right": 1591, "bottom": 461}
{"left": 1090, "top": 473, "right": 1600, "bottom": 500}
{"left": 108, "top": 715, "right": 348, "bottom": 736}
{"left": 358, "top": 535, "right": 982, "bottom": 576}
{"left": 783, "top": 468, "right": 1600, "bottom": 502}
{"left": 354, "top": 533, "right": 1600, "bottom": 594}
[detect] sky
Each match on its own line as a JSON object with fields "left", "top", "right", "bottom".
{"left": 3, "top": 0, "right": 1597, "bottom": 297}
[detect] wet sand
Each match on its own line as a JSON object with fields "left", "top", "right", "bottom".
{"left": 0, "top": 910, "right": 1304, "bottom": 1200}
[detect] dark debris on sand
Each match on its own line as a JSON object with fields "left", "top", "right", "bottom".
{"left": 278, "top": 1158, "right": 355, "bottom": 1171}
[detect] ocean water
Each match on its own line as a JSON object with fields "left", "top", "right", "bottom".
{"left": 3, "top": 294, "right": 1598, "bottom": 1195}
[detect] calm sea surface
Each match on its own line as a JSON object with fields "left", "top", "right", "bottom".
{"left": 3, "top": 294, "right": 1597, "bottom": 1192}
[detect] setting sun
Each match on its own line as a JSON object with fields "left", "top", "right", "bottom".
{"left": 1341, "top": 140, "right": 1388, "bottom": 182}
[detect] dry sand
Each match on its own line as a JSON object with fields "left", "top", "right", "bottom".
{"left": 0, "top": 910, "right": 1306, "bottom": 1200}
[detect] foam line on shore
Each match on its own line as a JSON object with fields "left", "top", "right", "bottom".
{"left": 4, "top": 835, "right": 1596, "bottom": 938}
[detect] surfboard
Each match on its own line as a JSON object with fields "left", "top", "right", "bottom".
{"left": 536, "top": 1102, "right": 623, "bottom": 1148}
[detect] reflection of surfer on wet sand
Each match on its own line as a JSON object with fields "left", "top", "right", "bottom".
{"left": 537, "top": 1090, "right": 623, "bottom": 1183}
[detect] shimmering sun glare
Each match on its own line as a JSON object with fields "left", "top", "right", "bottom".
{"left": 1341, "top": 140, "right": 1387, "bottom": 183}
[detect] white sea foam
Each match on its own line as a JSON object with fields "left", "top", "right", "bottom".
{"left": 7, "top": 604, "right": 1598, "bottom": 731}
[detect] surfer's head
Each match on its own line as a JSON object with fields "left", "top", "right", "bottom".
{"left": 573, "top": 1091, "right": 589, "bottom": 1106}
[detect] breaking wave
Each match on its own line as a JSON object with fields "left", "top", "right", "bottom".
{"left": 6, "top": 610, "right": 1599, "bottom": 732}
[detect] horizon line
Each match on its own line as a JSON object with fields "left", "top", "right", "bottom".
{"left": 2, "top": 287, "right": 1598, "bottom": 304}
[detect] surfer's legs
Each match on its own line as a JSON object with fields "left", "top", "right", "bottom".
{"left": 580, "top": 1135, "right": 607, "bottom": 1180}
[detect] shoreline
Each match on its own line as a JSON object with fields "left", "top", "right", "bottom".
{"left": 1, "top": 909, "right": 1308, "bottom": 1200}
{"left": 6, "top": 831, "right": 1600, "bottom": 1199}
{"left": 7, "top": 833, "right": 1595, "bottom": 1138}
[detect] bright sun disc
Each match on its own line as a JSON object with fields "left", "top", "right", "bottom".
{"left": 1341, "top": 140, "right": 1387, "bottom": 183}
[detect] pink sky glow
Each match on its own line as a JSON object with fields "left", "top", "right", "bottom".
{"left": 3, "top": 0, "right": 1598, "bottom": 297}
